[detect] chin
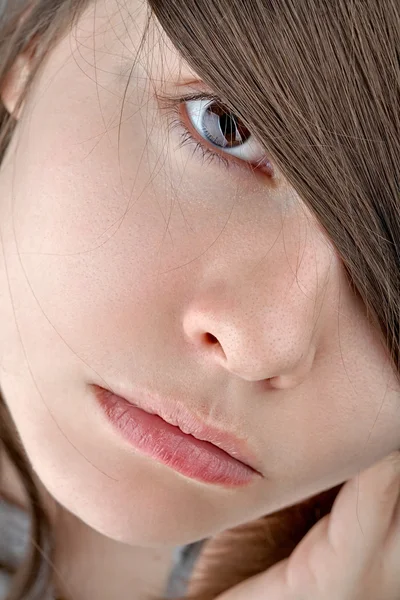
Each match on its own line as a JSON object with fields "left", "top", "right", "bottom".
{"left": 38, "top": 462, "right": 239, "bottom": 547}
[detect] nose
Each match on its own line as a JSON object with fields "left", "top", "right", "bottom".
{"left": 182, "top": 274, "right": 320, "bottom": 389}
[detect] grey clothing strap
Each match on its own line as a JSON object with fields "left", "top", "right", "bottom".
{"left": 164, "top": 541, "right": 205, "bottom": 598}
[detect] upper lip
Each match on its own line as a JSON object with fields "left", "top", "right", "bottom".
{"left": 94, "top": 384, "right": 261, "bottom": 474}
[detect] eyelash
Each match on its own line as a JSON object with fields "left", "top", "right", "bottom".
{"left": 165, "top": 92, "right": 256, "bottom": 173}
{"left": 173, "top": 121, "right": 232, "bottom": 169}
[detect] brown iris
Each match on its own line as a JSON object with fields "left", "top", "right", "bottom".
{"left": 204, "top": 102, "right": 251, "bottom": 148}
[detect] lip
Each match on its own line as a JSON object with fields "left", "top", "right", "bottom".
{"left": 92, "top": 384, "right": 261, "bottom": 487}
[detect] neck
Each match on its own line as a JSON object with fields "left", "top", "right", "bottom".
{"left": 52, "top": 508, "right": 175, "bottom": 600}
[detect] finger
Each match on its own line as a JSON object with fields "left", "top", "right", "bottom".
{"left": 327, "top": 451, "right": 400, "bottom": 564}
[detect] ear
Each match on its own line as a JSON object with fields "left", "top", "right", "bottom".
{"left": 1, "top": 46, "right": 35, "bottom": 120}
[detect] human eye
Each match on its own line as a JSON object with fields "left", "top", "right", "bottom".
{"left": 164, "top": 92, "right": 274, "bottom": 176}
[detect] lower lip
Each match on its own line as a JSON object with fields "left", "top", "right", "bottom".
{"left": 95, "top": 388, "right": 256, "bottom": 487}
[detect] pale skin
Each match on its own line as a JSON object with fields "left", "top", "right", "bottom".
{"left": 0, "top": 1, "right": 399, "bottom": 599}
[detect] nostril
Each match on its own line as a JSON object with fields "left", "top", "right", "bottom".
{"left": 201, "top": 332, "right": 227, "bottom": 362}
{"left": 204, "top": 332, "right": 219, "bottom": 345}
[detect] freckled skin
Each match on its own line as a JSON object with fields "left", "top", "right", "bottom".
{"left": 0, "top": 0, "right": 399, "bottom": 552}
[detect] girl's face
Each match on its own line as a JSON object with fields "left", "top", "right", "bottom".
{"left": 0, "top": 0, "right": 399, "bottom": 547}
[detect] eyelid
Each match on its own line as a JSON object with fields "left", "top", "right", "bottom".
{"left": 157, "top": 89, "right": 220, "bottom": 111}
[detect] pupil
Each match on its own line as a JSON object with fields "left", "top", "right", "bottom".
{"left": 220, "top": 112, "right": 237, "bottom": 145}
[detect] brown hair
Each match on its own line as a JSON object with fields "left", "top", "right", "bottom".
{"left": 0, "top": 0, "right": 398, "bottom": 598}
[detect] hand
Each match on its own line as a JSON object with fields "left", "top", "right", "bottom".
{"left": 217, "top": 451, "right": 400, "bottom": 600}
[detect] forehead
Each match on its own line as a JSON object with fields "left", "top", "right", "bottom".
{"left": 75, "top": 0, "right": 199, "bottom": 87}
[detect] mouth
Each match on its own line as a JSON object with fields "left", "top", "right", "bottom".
{"left": 92, "top": 384, "right": 261, "bottom": 487}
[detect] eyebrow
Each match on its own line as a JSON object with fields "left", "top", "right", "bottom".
{"left": 115, "top": 55, "right": 206, "bottom": 89}
{"left": 115, "top": 46, "right": 213, "bottom": 98}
